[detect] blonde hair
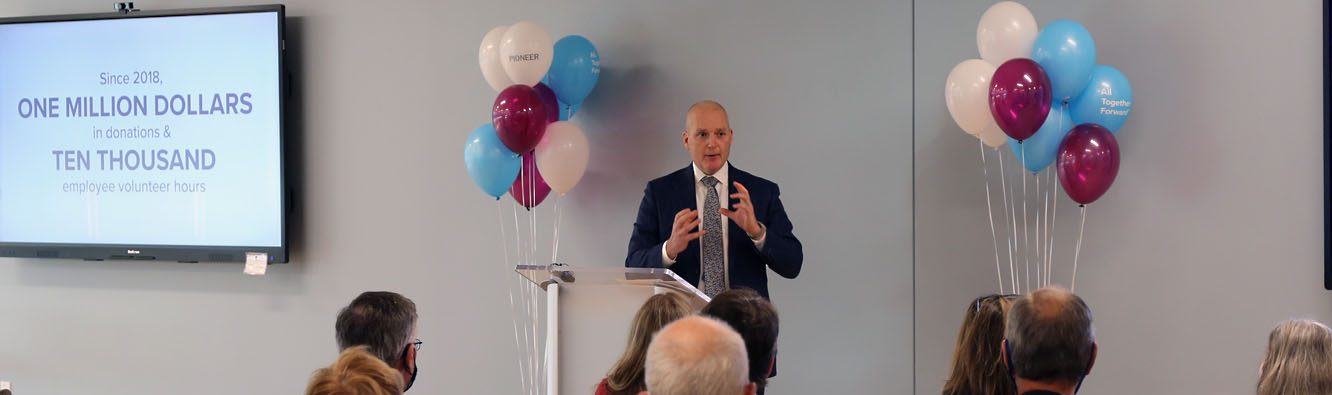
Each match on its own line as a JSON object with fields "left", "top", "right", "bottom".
{"left": 942, "top": 294, "right": 1017, "bottom": 395}
{"left": 1258, "top": 319, "right": 1332, "bottom": 395}
{"left": 604, "top": 292, "right": 692, "bottom": 394}
{"left": 307, "top": 346, "right": 404, "bottom": 395}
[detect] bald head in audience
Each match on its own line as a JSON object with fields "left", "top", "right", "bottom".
{"left": 642, "top": 315, "right": 757, "bottom": 395}
{"left": 1004, "top": 286, "right": 1096, "bottom": 395}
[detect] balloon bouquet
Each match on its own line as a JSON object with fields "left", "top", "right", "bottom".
{"left": 944, "top": 2, "right": 1133, "bottom": 294}
{"left": 463, "top": 21, "right": 600, "bottom": 395}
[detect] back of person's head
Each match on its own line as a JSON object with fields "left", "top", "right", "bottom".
{"left": 306, "top": 346, "right": 404, "bottom": 395}
{"left": 701, "top": 288, "right": 779, "bottom": 389}
{"left": 644, "top": 315, "right": 755, "bottom": 395}
{"left": 335, "top": 291, "right": 418, "bottom": 365}
{"left": 604, "top": 292, "right": 692, "bottom": 394}
{"left": 943, "top": 294, "right": 1017, "bottom": 395}
{"left": 1004, "top": 286, "right": 1095, "bottom": 386}
{"left": 1258, "top": 319, "right": 1332, "bottom": 395}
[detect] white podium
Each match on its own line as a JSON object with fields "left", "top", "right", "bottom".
{"left": 515, "top": 265, "right": 710, "bottom": 395}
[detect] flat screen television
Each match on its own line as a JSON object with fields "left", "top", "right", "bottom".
{"left": 0, "top": 5, "right": 287, "bottom": 263}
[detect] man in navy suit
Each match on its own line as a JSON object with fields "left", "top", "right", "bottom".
{"left": 626, "top": 100, "right": 802, "bottom": 300}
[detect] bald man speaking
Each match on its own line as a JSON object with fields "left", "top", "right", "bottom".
{"left": 626, "top": 101, "right": 802, "bottom": 300}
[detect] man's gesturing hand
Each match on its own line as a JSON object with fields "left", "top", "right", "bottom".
{"left": 665, "top": 208, "right": 705, "bottom": 260}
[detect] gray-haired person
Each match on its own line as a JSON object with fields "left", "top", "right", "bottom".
{"left": 335, "top": 291, "right": 421, "bottom": 392}
{"left": 1003, "top": 286, "right": 1096, "bottom": 395}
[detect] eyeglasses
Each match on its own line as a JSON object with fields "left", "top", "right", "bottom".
{"left": 975, "top": 294, "right": 1019, "bottom": 312}
{"left": 409, "top": 338, "right": 423, "bottom": 351}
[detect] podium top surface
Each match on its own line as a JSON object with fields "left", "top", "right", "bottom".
{"left": 515, "top": 265, "right": 709, "bottom": 302}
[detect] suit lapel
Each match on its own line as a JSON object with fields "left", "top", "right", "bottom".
{"left": 726, "top": 165, "right": 745, "bottom": 262}
{"left": 674, "top": 165, "right": 700, "bottom": 268}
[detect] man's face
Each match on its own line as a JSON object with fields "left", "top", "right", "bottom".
{"left": 683, "top": 108, "right": 733, "bottom": 175}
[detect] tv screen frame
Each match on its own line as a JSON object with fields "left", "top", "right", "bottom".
{"left": 1324, "top": 0, "right": 1330, "bottom": 288}
{"left": 0, "top": 4, "right": 288, "bottom": 264}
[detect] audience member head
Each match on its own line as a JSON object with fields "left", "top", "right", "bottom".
{"left": 335, "top": 291, "right": 420, "bottom": 391}
{"left": 701, "top": 288, "right": 779, "bottom": 390}
{"left": 943, "top": 294, "right": 1017, "bottom": 395}
{"left": 1258, "top": 319, "right": 1332, "bottom": 395}
{"left": 1003, "top": 286, "right": 1096, "bottom": 395}
{"left": 604, "top": 292, "right": 693, "bottom": 394}
{"left": 306, "top": 345, "right": 404, "bottom": 395}
{"left": 643, "top": 315, "right": 756, "bottom": 395}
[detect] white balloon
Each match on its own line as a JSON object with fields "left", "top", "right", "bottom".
{"left": 499, "top": 21, "right": 554, "bottom": 87}
{"left": 978, "top": 122, "right": 1008, "bottom": 149}
{"left": 977, "top": 1, "right": 1038, "bottom": 65}
{"left": 535, "top": 121, "right": 590, "bottom": 194}
{"left": 479, "top": 25, "right": 515, "bottom": 92}
{"left": 945, "top": 59, "right": 997, "bottom": 136}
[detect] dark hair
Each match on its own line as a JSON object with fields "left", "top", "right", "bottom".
{"left": 700, "top": 288, "right": 778, "bottom": 388}
{"left": 336, "top": 291, "right": 418, "bottom": 364}
{"left": 1005, "top": 287, "right": 1094, "bottom": 384}
{"left": 942, "top": 294, "right": 1017, "bottom": 395}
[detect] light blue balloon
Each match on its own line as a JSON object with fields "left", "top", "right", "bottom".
{"left": 546, "top": 35, "right": 600, "bottom": 106}
{"left": 1069, "top": 65, "right": 1132, "bottom": 134}
{"left": 464, "top": 123, "right": 521, "bottom": 199}
{"left": 557, "top": 100, "right": 581, "bottom": 121}
{"left": 1009, "top": 105, "right": 1072, "bottom": 172}
{"left": 1032, "top": 20, "right": 1096, "bottom": 102}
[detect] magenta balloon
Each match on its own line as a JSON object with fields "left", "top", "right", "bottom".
{"left": 989, "top": 58, "right": 1052, "bottom": 141}
{"left": 493, "top": 85, "right": 549, "bottom": 154}
{"left": 1056, "top": 123, "right": 1120, "bottom": 205}
{"left": 510, "top": 151, "right": 551, "bottom": 209}
{"left": 534, "top": 82, "right": 560, "bottom": 123}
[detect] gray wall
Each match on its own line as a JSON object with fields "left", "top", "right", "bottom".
{"left": 0, "top": 1, "right": 914, "bottom": 394}
{"left": 914, "top": 1, "right": 1332, "bottom": 394}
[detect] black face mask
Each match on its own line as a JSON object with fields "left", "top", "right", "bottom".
{"left": 401, "top": 344, "right": 419, "bottom": 392}
{"left": 404, "top": 363, "right": 418, "bottom": 392}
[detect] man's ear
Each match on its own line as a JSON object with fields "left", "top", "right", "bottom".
{"left": 767, "top": 358, "right": 775, "bottom": 377}
{"left": 744, "top": 382, "right": 758, "bottom": 395}
{"left": 682, "top": 130, "right": 689, "bottom": 148}
{"left": 1086, "top": 342, "right": 1098, "bottom": 376}
{"left": 395, "top": 345, "right": 417, "bottom": 372}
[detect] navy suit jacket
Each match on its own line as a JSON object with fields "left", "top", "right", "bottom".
{"left": 625, "top": 164, "right": 802, "bottom": 299}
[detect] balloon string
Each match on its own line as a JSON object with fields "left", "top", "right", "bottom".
{"left": 513, "top": 196, "right": 524, "bottom": 271}
{"left": 1045, "top": 169, "right": 1055, "bottom": 287}
{"left": 527, "top": 156, "right": 532, "bottom": 264}
{"left": 998, "top": 152, "right": 1017, "bottom": 293}
{"left": 502, "top": 201, "right": 525, "bottom": 395}
{"left": 1050, "top": 103, "right": 1067, "bottom": 286}
{"left": 511, "top": 199, "right": 532, "bottom": 395}
{"left": 1072, "top": 204, "right": 1087, "bottom": 292}
{"left": 1028, "top": 170, "right": 1038, "bottom": 287}
{"left": 551, "top": 194, "right": 561, "bottom": 264}
{"left": 510, "top": 277, "right": 528, "bottom": 395}
{"left": 498, "top": 199, "right": 510, "bottom": 270}
{"left": 528, "top": 274, "right": 537, "bottom": 395}
{"left": 1021, "top": 142, "right": 1029, "bottom": 293}
{"left": 980, "top": 141, "right": 1004, "bottom": 294}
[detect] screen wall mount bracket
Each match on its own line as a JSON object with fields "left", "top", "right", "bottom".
{"left": 113, "top": 2, "right": 138, "bottom": 14}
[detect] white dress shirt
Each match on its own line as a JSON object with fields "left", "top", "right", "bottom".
{"left": 661, "top": 162, "right": 767, "bottom": 294}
